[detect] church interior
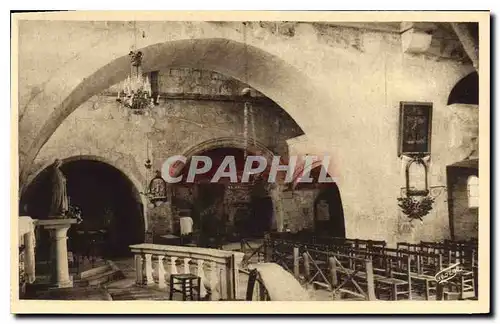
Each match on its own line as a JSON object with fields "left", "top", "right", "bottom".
{"left": 15, "top": 18, "right": 483, "bottom": 303}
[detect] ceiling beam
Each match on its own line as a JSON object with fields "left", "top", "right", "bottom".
{"left": 450, "top": 23, "right": 479, "bottom": 71}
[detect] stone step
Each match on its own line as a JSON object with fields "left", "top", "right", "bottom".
{"left": 107, "top": 287, "right": 170, "bottom": 300}
{"left": 75, "top": 261, "right": 110, "bottom": 280}
{"left": 80, "top": 270, "right": 125, "bottom": 287}
{"left": 74, "top": 261, "right": 125, "bottom": 287}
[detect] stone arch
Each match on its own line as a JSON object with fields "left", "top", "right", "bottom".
{"left": 170, "top": 136, "right": 281, "bottom": 178}
{"left": 21, "top": 154, "right": 149, "bottom": 231}
{"left": 292, "top": 164, "right": 346, "bottom": 238}
{"left": 447, "top": 71, "right": 479, "bottom": 106}
{"left": 20, "top": 37, "right": 332, "bottom": 187}
{"left": 168, "top": 136, "right": 282, "bottom": 238}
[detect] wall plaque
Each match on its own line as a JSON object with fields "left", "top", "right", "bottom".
{"left": 398, "top": 102, "right": 433, "bottom": 157}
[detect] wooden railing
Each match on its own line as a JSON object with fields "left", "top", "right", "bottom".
{"left": 240, "top": 239, "right": 265, "bottom": 268}
{"left": 129, "top": 243, "right": 244, "bottom": 300}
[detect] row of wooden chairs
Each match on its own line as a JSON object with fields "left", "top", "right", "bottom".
{"left": 344, "top": 243, "right": 477, "bottom": 300}
{"left": 268, "top": 232, "right": 386, "bottom": 253}
{"left": 263, "top": 236, "right": 478, "bottom": 301}
{"left": 397, "top": 240, "right": 478, "bottom": 269}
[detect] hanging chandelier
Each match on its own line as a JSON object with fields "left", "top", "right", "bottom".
{"left": 242, "top": 22, "right": 258, "bottom": 188}
{"left": 116, "top": 50, "right": 157, "bottom": 116}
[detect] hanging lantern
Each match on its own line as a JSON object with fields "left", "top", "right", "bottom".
{"left": 147, "top": 170, "right": 168, "bottom": 206}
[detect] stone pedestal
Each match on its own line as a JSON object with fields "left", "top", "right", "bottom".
{"left": 37, "top": 218, "right": 77, "bottom": 288}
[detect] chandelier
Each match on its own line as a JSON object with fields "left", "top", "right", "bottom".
{"left": 241, "top": 22, "right": 258, "bottom": 188}
{"left": 116, "top": 51, "right": 157, "bottom": 115}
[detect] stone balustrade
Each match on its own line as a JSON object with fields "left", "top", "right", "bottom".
{"left": 129, "top": 243, "right": 244, "bottom": 300}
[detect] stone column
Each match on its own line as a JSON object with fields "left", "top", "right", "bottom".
{"left": 37, "top": 219, "right": 76, "bottom": 288}
{"left": 134, "top": 254, "right": 144, "bottom": 285}
{"left": 269, "top": 184, "right": 284, "bottom": 232}
{"left": 144, "top": 254, "right": 154, "bottom": 285}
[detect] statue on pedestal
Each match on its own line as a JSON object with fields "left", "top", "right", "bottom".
{"left": 49, "top": 159, "right": 69, "bottom": 218}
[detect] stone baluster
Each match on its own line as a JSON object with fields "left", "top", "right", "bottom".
{"left": 232, "top": 255, "right": 240, "bottom": 300}
{"left": 134, "top": 254, "right": 144, "bottom": 285}
{"left": 209, "top": 260, "right": 219, "bottom": 301}
{"left": 197, "top": 259, "right": 207, "bottom": 297}
{"left": 157, "top": 255, "right": 166, "bottom": 289}
{"left": 170, "top": 256, "right": 178, "bottom": 275}
{"left": 218, "top": 264, "right": 228, "bottom": 300}
{"left": 144, "top": 253, "right": 154, "bottom": 285}
{"left": 183, "top": 258, "right": 191, "bottom": 274}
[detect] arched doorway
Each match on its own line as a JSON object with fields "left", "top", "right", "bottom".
{"left": 171, "top": 147, "right": 275, "bottom": 245}
{"left": 20, "top": 158, "right": 145, "bottom": 259}
{"left": 294, "top": 165, "right": 346, "bottom": 238}
{"left": 447, "top": 71, "right": 479, "bottom": 105}
{"left": 313, "top": 184, "right": 346, "bottom": 238}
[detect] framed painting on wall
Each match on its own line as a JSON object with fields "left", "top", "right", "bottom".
{"left": 398, "top": 102, "right": 433, "bottom": 157}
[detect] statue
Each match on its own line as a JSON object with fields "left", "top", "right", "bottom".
{"left": 49, "top": 159, "right": 69, "bottom": 218}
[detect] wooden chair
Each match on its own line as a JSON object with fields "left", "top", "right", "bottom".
{"left": 410, "top": 251, "right": 441, "bottom": 300}
{"left": 374, "top": 254, "right": 412, "bottom": 300}
{"left": 443, "top": 271, "right": 476, "bottom": 300}
{"left": 245, "top": 269, "right": 270, "bottom": 301}
{"left": 169, "top": 273, "right": 201, "bottom": 301}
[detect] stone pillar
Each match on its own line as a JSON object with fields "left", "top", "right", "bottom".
{"left": 134, "top": 254, "right": 144, "bottom": 285}
{"left": 37, "top": 219, "right": 76, "bottom": 288}
{"left": 144, "top": 254, "right": 154, "bottom": 285}
{"left": 19, "top": 216, "right": 37, "bottom": 284}
{"left": 157, "top": 255, "right": 166, "bottom": 289}
{"left": 269, "top": 184, "right": 284, "bottom": 232}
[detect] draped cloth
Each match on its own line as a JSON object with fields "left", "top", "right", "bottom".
{"left": 180, "top": 217, "right": 193, "bottom": 236}
{"left": 19, "top": 216, "right": 35, "bottom": 247}
{"left": 49, "top": 160, "right": 69, "bottom": 217}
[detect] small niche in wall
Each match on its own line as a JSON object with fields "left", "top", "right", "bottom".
{"left": 405, "top": 158, "right": 429, "bottom": 196}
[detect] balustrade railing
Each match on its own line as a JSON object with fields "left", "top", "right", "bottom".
{"left": 129, "top": 243, "right": 244, "bottom": 301}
